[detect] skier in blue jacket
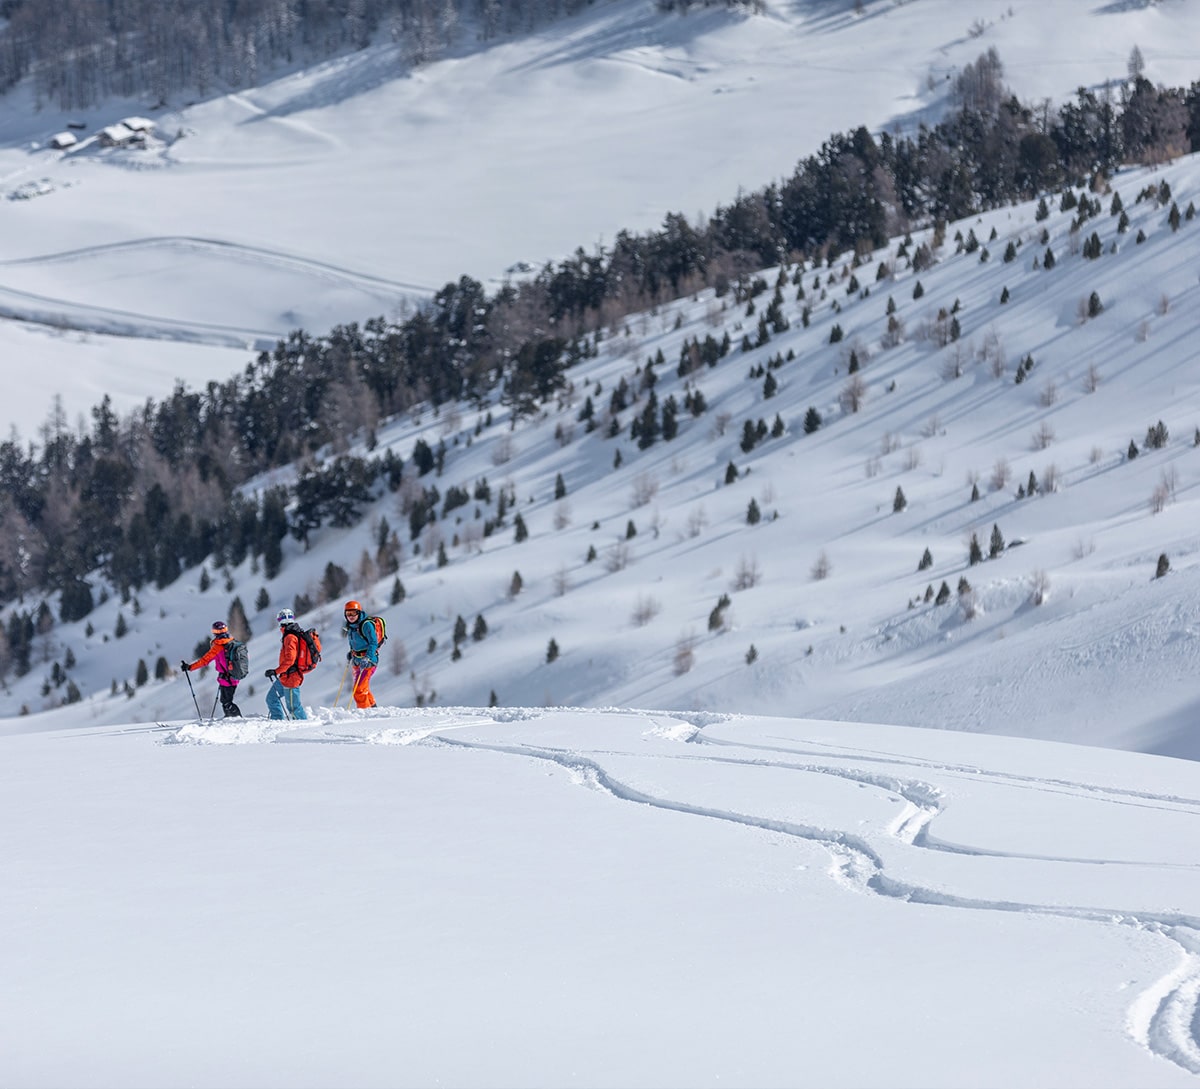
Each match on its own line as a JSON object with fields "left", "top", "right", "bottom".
{"left": 343, "top": 599, "right": 379, "bottom": 708}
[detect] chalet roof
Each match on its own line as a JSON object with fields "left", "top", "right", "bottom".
{"left": 119, "top": 116, "right": 155, "bottom": 132}
{"left": 100, "top": 123, "right": 135, "bottom": 143}
{"left": 50, "top": 132, "right": 77, "bottom": 148}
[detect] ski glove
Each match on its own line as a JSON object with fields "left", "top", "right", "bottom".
{"left": 180, "top": 659, "right": 190, "bottom": 672}
{"left": 346, "top": 651, "right": 353, "bottom": 661}
{"left": 265, "top": 669, "right": 277, "bottom": 680}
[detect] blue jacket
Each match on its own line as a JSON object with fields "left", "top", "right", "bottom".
{"left": 347, "top": 618, "right": 379, "bottom": 667}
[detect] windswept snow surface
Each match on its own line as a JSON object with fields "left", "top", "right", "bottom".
{"left": 4, "top": 706, "right": 1200, "bottom": 1088}
{"left": 4, "top": 0, "right": 1200, "bottom": 432}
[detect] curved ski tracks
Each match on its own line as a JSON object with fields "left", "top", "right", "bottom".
{"left": 0, "top": 236, "right": 432, "bottom": 349}
{"left": 153, "top": 706, "right": 1200, "bottom": 1076}
{"left": 434, "top": 718, "right": 1200, "bottom": 1078}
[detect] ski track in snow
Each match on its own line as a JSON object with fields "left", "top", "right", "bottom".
{"left": 132, "top": 704, "right": 1200, "bottom": 1074}
{"left": 0, "top": 236, "right": 432, "bottom": 348}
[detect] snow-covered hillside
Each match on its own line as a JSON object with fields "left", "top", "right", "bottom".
{"left": 3, "top": 0, "right": 1200, "bottom": 433}
{"left": 9, "top": 147, "right": 1200, "bottom": 763}
{"left": 7, "top": 5, "right": 1200, "bottom": 1086}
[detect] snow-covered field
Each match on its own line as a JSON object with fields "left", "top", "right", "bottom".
{"left": 6, "top": 3, "right": 1200, "bottom": 1084}
{"left": 6, "top": 706, "right": 1200, "bottom": 1088}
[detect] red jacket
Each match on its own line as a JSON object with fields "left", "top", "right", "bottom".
{"left": 188, "top": 635, "right": 237, "bottom": 687}
{"left": 275, "top": 630, "right": 304, "bottom": 688}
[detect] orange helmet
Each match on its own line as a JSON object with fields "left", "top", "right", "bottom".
{"left": 344, "top": 600, "right": 363, "bottom": 616}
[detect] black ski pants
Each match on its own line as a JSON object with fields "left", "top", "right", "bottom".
{"left": 219, "top": 684, "right": 242, "bottom": 718}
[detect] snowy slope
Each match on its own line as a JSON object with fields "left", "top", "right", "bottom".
{"left": 4, "top": 0, "right": 1200, "bottom": 432}
{"left": 4, "top": 707, "right": 1200, "bottom": 1088}
{"left": 9, "top": 146, "right": 1200, "bottom": 765}
{"left": 6, "top": 7, "right": 1200, "bottom": 1085}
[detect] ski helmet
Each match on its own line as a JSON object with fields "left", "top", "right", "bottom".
{"left": 276, "top": 608, "right": 295, "bottom": 626}
{"left": 344, "top": 599, "right": 363, "bottom": 617}
{"left": 211, "top": 620, "right": 229, "bottom": 636}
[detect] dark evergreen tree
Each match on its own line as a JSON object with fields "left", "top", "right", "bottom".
{"left": 321, "top": 563, "right": 348, "bottom": 603}
{"left": 514, "top": 514, "right": 529, "bottom": 543}
{"left": 546, "top": 638, "right": 560, "bottom": 664}
{"left": 989, "top": 523, "right": 1005, "bottom": 558}
{"left": 918, "top": 547, "right": 933, "bottom": 571}
{"left": 227, "top": 596, "right": 251, "bottom": 641}
{"left": 637, "top": 391, "right": 660, "bottom": 451}
{"left": 661, "top": 395, "right": 680, "bottom": 441}
{"left": 747, "top": 498, "right": 762, "bottom": 525}
{"left": 803, "top": 407, "right": 822, "bottom": 434}
{"left": 969, "top": 534, "right": 983, "bottom": 566}
{"left": 893, "top": 486, "right": 907, "bottom": 512}
{"left": 59, "top": 578, "right": 93, "bottom": 623}
{"left": 1145, "top": 420, "right": 1168, "bottom": 449}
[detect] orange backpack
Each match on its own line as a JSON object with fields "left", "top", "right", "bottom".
{"left": 362, "top": 616, "right": 387, "bottom": 647}
{"left": 291, "top": 627, "right": 322, "bottom": 674}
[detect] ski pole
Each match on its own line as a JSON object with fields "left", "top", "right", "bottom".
{"left": 336, "top": 658, "right": 349, "bottom": 708}
{"left": 183, "top": 668, "right": 203, "bottom": 724}
{"left": 209, "top": 693, "right": 219, "bottom": 723}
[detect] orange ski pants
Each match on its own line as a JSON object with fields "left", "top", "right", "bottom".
{"left": 351, "top": 664, "right": 377, "bottom": 709}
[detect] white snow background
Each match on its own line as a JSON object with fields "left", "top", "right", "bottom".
{"left": 6, "top": 1, "right": 1200, "bottom": 1085}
